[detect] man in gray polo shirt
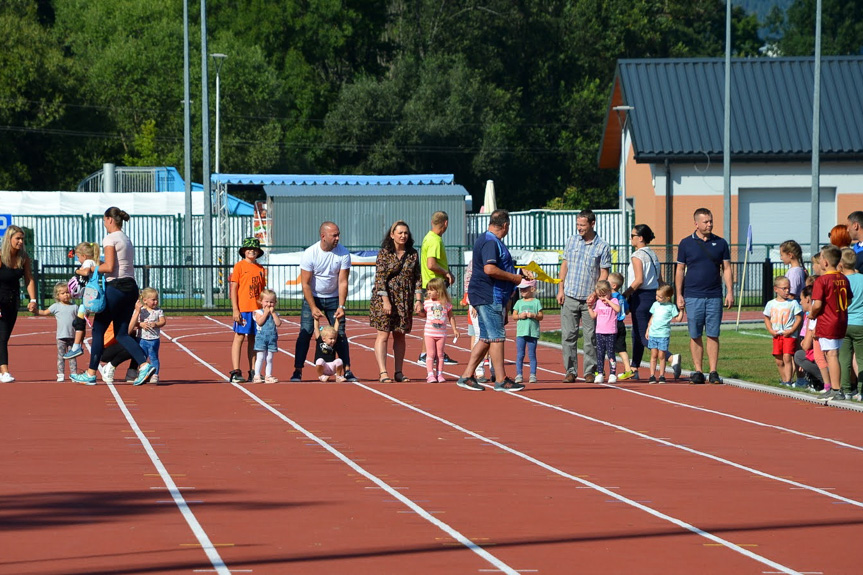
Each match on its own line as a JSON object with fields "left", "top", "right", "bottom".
{"left": 557, "top": 209, "right": 612, "bottom": 383}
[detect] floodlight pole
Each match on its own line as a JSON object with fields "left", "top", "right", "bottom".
{"left": 723, "top": 0, "right": 732, "bottom": 245}
{"left": 211, "top": 53, "right": 227, "bottom": 174}
{"left": 182, "top": 0, "right": 193, "bottom": 298}
{"left": 200, "top": 0, "right": 213, "bottom": 308}
{"left": 613, "top": 105, "right": 634, "bottom": 264}
{"left": 811, "top": 0, "right": 823, "bottom": 257}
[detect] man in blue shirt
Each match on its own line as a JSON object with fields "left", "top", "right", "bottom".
{"left": 457, "top": 210, "right": 528, "bottom": 392}
{"left": 674, "top": 208, "right": 734, "bottom": 384}
{"left": 846, "top": 211, "right": 863, "bottom": 273}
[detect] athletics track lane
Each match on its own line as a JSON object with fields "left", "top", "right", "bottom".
{"left": 2, "top": 315, "right": 862, "bottom": 573}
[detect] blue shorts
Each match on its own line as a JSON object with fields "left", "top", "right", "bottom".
{"left": 648, "top": 336, "right": 670, "bottom": 352}
{"left": 685, "top": 297, "right": 722, "bottom": 339}
{"left": 476, "top": 303, "right": 506, "bottom": 343}
{"left": 233, "top": 311, "right": 258, "bottom": 336}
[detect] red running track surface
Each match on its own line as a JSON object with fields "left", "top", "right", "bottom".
{"left": 2, "top": 314, "right": 862, "bottom": 574}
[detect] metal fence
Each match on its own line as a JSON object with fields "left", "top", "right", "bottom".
{"left": 29, "top": 255, "right": 790, "bottom": 314}
{"left": 9, "top": 211, "right": 802, "bottom": 312}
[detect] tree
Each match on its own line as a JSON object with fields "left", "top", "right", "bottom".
{"left": 769, "top": 0, "right": 863, "bottom": 55}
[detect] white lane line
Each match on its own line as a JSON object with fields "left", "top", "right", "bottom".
{"left": 91, "top": 335, "right": 230, "bottom": 575}
{"left": 599, "top": 382, "right": 863, "bottom": 453}
{"left": 171, "top": 327, "right": 521, "bottom": 575}
{"left": 350, "top": 381, "right": 802, "bottom": 575}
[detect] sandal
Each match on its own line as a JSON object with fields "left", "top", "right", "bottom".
{"left": 394, "top": 371, "right": 411, "bottom": 382}
{"left": 379, "top": 371, "right": 393, "bottom": 383}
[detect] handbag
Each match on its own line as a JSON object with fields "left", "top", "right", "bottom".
{"left": 82, "top": 269, "right": 106, "bottom": 314}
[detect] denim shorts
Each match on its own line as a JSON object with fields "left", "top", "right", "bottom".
{"left": 476, "top": 303, "right": 506, "bottom": 342}
{"left": 685, "top": 296, "right": 722, "bottom": 339}
{"left": 647, "top": 336, "right": 670, "bottom": 352}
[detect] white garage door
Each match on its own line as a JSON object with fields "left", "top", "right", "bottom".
{"left": 739, "top": 187, "right": 836, "bottom": 248}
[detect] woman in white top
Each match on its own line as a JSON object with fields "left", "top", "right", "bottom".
{"left": 72, "top": 207, "right": 155, "bottom": 386}
{"left": 622, "top": 224, "right": 668, "bottom": 377}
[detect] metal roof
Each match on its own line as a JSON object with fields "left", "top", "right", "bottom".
{"left": 598, "top": 56, "right": 863, "bottom": 168}
{"left": 212, "top": 174, "right": 454, "bottom": 186}
{"left": 264, "top": 183, "right": 469, "bottom": 197}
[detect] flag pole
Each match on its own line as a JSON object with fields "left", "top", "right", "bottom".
{"left": 736, "top": 224, "right": 753, "bottom": 331}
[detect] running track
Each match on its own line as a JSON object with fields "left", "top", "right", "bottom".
{"left": 2, "top": 315, "right": 862, "bottom": 574}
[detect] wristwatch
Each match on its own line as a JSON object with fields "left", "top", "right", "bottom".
{"left": 338, "top": 305, "right": 346, "bottom": 309}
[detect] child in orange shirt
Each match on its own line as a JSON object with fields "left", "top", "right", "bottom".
{"left": 229, "top": 238, "right": 267, "bottom": 383}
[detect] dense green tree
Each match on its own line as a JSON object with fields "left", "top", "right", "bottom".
{"left": 767, "top": 0, "right": 863, "bottom": 55}
{"left": 0, "top": 0, "right": 73, "bottom": 189}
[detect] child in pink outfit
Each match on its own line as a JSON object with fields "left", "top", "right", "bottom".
{"left": 588, "top": 280, "right": 621, "bottom": 383}
{"left": 423, "top": 277, "right": 459, "bottom": 382}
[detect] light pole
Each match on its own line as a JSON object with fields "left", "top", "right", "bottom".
{"left": 211, "top": 53, "right": 227, "bottom": 174}
{"left": 613, "top": 105, "right": 634, "bottom": 263}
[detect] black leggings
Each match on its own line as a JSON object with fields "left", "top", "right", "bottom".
{"left": 102, "top": 343, "right": 140, "bottom": 370}
{"left": 0, "top": 302, "right": 17, "bottom": 366}
{"left": 89, "top": 281, "right": 148, "bottom": 371}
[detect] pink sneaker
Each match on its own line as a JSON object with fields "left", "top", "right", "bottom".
{"left": 426, "top": 373, "right": 436, "bottom": 383}
{"left": 437, "top": 373, "right": 446, "bottom": 383}
{"left": 319, "top": 375, "right": 329, "bottom": 382}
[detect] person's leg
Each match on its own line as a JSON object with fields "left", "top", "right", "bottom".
{"left": 0, "top": 303, "right": 17, "bottom": 372}
{"left": 706, "top": 337, "right": 720, "bottom": 373}
{"left": 109, "top": 287, "right": 148, "bottom": 367}
{"left": 704, "top": 298, "right": 722, "bottom": 373}
{"left": 605, "top": 335, "right": 616, "bottom": 375}
{"left": 461, "top": 339, "right": 489, "bottom": 379}
{"left": 254, "top": 351, "right": 265, "bottom": 380}
{"left": 657, "top": 341, "right": 668, "bottom": 375}
{"left": 594, "top": 334, "right": 607, "bottom": 378}
{"left": 488, "top": 341, "right": 506, "bottom": 380}
{"left": 580, "top": 301, "right": 598, "bottom": 377}
{"left": 140, "top": 339, "right": 160, "bottom": 374}
{"left": 322, "top": 297, "right": 351, "bottom": 370}
{"left": 434, "top": 336, "right": 445, "bottom": 377}
{"left": 649, "top": 347, "right": 658, "bottom": 379}
{"left": 87, "top": 311, "right": 110, "bottom": 373}
{"left": 825, "top": 348, "right": 842, "bottom": 391}
{"left": 293, "top": 299, "right": 314, "bottom": 372}
{"left": 57, "top": 339, "right": 68, "bottom": 377}
{"left": 246, "top": 333, "right": 256, "bottom": 374}
{"left": 232, "top": 331, "right": 246, "bottom": 371}
{"left": 629, "top": 290, "right": 650, "bottom": 370}
{"left": 794, "top": 349, "right": 822, "bottom": 384}
{"left": 686, "top": 297, "right": 706, "bottom": 375}
{"left": 516, "top": 336, "right": 526, "bottom": 377}
{"left": 374, "top": 330, "right": 391, "bottom": 376}
{"left": 265, "top": 351, "right": 275, "bottom": 378}
{"left": 424, "top": 334, "right": 437, "bottom": 377}
{"left": 850, "top": 325, "right": 863, "bottom": 395}
{"left": 392, "top": 332, "right": 406, "bottom": 375}
{"left": 773, "top": 353, "right": 785, "bottom": 381}
{"left": 839, "top": 334, "right": 855, "bottom": 393}
{"left": 526, "top": 336, "right": 538, "bottom": 377}
{"left": 560, "top": 297, "right": 580, "bottom": 376}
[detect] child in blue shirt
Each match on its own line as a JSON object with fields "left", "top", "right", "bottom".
{"left": 646, "top": 285, "right": 683, "bottom": 384}
{"left": 608, "top": 273, "right": 634, "bottom": 380}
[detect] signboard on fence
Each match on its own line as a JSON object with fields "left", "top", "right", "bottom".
{"left": 0, "top": 214, "right": 10, "bottom": 237}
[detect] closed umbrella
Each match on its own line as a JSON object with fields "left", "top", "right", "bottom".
{"left": 482, "top": 180, "right": 497, "bottom": 213}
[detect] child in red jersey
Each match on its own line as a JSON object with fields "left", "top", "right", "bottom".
{"left": 810, "top": 245, "right": 852, "bottom": 400}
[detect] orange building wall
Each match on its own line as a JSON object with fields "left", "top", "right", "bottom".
{"left": 837, "top": 194, "right": 860, "bottom": 225}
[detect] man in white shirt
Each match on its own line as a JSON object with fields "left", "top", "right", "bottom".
{"left": 291, "top": 222, "right": 356, "bottom": 381}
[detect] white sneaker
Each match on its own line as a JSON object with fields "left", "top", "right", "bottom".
{"left": 56, "top": 373, "right": 65, "bottom": 382}
{"left": 529, "top": 374, "right": 537, "bottom": 383}
{"left": 99, "top": 364, "right": 115, "bottom": 384}
{"left": 608, "top": 374, "right": 617, "bottom": 383}
{"left": 0, "top": 372, "right": 14, "bottom": 383}
{"left": 594, "top": 374, "right": 604, "bottom": 384}
{"left": 514, "top": 374, "right": 523, "bottom": 384}
{"left": 475, "top": 366, "right": 485, "bottom": 378}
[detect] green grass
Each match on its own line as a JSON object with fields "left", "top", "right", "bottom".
{"left": 541, "top": 324, "right": 785, "bottom": 386}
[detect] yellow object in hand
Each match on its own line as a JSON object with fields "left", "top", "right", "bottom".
{"left": 515, "top": 261, "right": 561, "bottom": 284}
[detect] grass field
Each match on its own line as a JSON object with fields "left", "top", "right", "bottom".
{"left": 541, "top": 324, "right": 787, "bottom": 386}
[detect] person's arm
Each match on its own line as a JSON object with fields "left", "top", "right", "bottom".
{"left": 300, "top": 268, "right": 323, "bottom": 320}
{"left": 333, "top": 316, "right": 340, "bottom": 334}
{"left": 99, "top": 244, "right": 116, "bottom": 275}
{"left": 255, "top": 309, "right": 268, "bottom": 327}
{"left": 449, "top": 311, "right": 459, "bottom": 339}
{"left": 557, "top": 259, "right": 568, "bottom": 305}
{"left": 809, "top": 299, "right": 823, "bottom": 319}
{"left": 722, "top": 259, "right": 734, "bottom": 308}
{"left": 801, "top": 321, "right": 814, "bottom": 350}
{"left": 34, "top": 308, "right": 52, "bottom": 316}
{"left": 764, "top": 315, "right": 777, "bottom": 336}
{"left": 625, "top": 256, "right": 644, "bottom": 297}
{"left": 587, "top": 304, "right": 598, "bottom": 320}
{"left": 313, "top": 315, "right": 321, "bottom": 334}
{"left": 23, "top": 258, "right": 37, "bottom": 312}
{"left": 336, "top": 268, "right": 349, "bottom": 320}
{"left": 230, "top": 280, "right": 242, "bottom": 323}
{"left": 129, "top": 303, "right": 142, "bottom": 335}
{"left": 675, "top": 263, "right": 686, "bottom": 308}
{"left": 535, "top": 303, "right": 544, "bottom": 322}
{"left": 512, "top": 304, "right": 522, "bottom": 321}
{"left": 789, "top": 312, "right": 803, "bottom": 337}
{"left": 598, "top": 268, "right": 609, "bottom": 282}
{"left": 606, "top": 296, "right": 621, "bottom": 313}
{"left": 483, "top": 263, "right": 521, "bottom": 284}
{"left": 154, "top": 311, "right": 166, "bottom": 328}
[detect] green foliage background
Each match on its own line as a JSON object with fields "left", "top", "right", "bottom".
{"left": 1, "top": 0, "right": 859, "bottom": 209}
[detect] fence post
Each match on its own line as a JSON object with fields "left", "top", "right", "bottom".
{"left": 761, "top": 254, "right": 773, "bottom": 306}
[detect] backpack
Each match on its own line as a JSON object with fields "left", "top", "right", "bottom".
{"left": 82, "top": 269, "right": 106, "bottom": 314}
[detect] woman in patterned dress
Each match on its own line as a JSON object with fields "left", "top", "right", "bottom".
{"left": 370, "top": 221, "right": 422, "bottom": 382}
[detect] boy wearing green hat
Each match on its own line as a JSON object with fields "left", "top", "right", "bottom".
{"left": 229, "top": 238, "right": 267, "bottom": 383}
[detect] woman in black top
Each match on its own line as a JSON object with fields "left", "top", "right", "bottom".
{"left": 0, "top": 226, "right": 37, "bottom": 383}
